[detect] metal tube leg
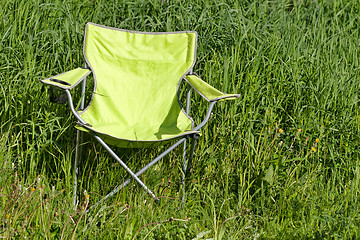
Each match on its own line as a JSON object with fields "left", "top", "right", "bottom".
{"left": 73, "top": 129, "right": 82, "bottom": 210}
{"left": 181, "top": 135, "right": 198, "bottom": 205}
{"left": 186, "top": 135, "right": 198, "bottom": 178}
{"left": 181, "top": 139, "right": 187, "bottom": 205}
{"left": 182, "top": 85, "right": 191, "bottom": 206}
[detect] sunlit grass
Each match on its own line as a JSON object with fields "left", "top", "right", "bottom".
{"left": 1, "top": 0, "right": 360, "bottom": 238}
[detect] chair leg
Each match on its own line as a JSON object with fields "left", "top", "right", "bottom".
{"left": 73, "top": 129, "right": 82, "bottom": 210}
{"left": 186, "top": 135, "right": 198, "bottom": 177}
{"left": 181, "top": 134, "right": 198, "bottom": 206}
{"left": 181, "top": 139, "right": 187, "bottom": 205}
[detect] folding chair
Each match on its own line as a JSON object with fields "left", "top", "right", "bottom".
{"left": 40, "top": 22, "right": 240, "bottom": 209}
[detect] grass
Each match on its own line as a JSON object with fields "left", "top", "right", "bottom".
{"left": 1, "top": 0, "right": 360, "bottom": 238}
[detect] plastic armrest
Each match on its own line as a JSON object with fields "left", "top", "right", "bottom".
{"left": 184, "top": 74, "right": 240, "bottom": 102}
{"left": 40, "top": 67, "right": 91, "bottom": 90}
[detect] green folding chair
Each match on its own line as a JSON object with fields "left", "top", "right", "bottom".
{"left": 40, "top": 22, "right": 240, "bottom": 209}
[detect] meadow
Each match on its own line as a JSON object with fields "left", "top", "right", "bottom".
{"left": 1, "top": 0, "right": 360, "bottom": 239}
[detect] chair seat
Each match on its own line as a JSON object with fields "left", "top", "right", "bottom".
{"left": 75, "top": 114, "right": 199, "bottom": 148}
{"left": 71, "top": 23, "right": 200, "bottom": 148}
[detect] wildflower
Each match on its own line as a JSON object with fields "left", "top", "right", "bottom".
{"left": 297, "top": 129, "right": 302, "bottom": 133}
{"left": 315, "top": 138, "right": 320, "bottom": 143}
{"left": 31, "top": 188, "right": 35, "bottom": 191}
{"left": 85, "top": 194, "right": 90, "bottom": 199}
{"left": 279, "top": 129, "right": 284, "bottom": 134}
{"left": 27, "top": 100, "right": 30, "bottom": 104}
{"left": 5, "top": 214, "right": 9, "bottom": 219}
{"left": 55, "top": 212, "right": 59, "bottom": 217}
{"left": 311, "top": 147, "right": 316, "bottom": 152}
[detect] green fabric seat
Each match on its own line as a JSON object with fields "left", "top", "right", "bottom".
{"left": 77, "top": 29, "right": 200, "bottom": 146}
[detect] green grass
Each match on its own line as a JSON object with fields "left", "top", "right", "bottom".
{"left": 1, "top": 0, "right": 360, "bottom": 238}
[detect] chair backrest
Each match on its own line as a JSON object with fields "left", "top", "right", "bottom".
{"left": 82, "top": 23, "right": 197, "bottom": 130}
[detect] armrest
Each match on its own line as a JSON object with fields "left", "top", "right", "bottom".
{"left": 40, "top": 67, "right": 91, "bottom": 90}
{"left": 184, "top": 74, "right": 240, "bottom": 102}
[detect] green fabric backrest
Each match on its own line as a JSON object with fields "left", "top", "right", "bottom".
{"left": 81, "top": 23, "right": 197, "bottom": 133}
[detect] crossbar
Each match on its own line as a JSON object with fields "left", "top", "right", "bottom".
{"left": 88, "top": 137, "right": 187, "bottom": 210}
